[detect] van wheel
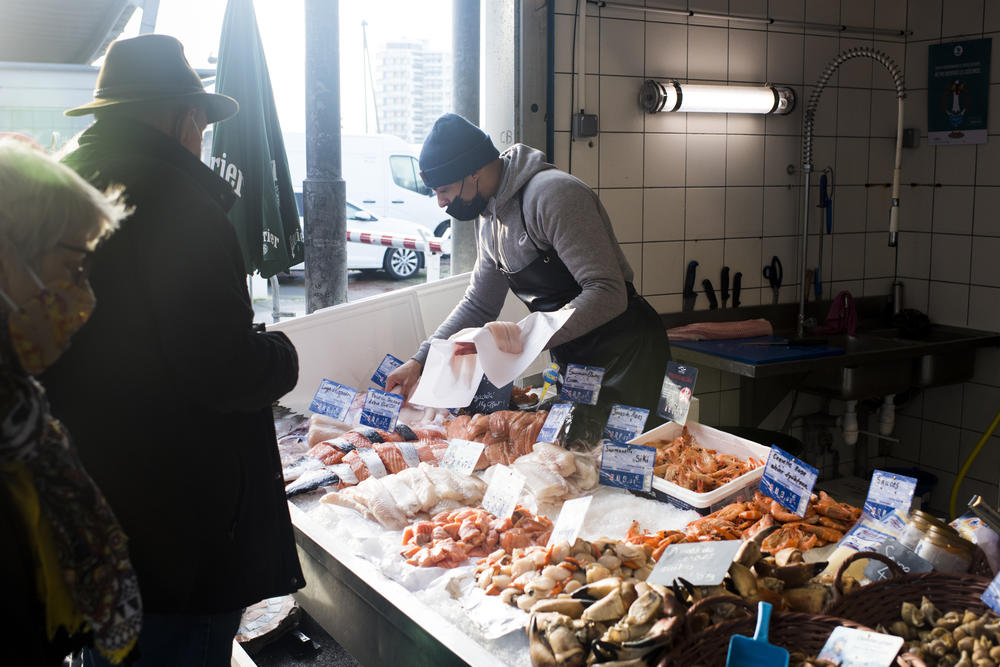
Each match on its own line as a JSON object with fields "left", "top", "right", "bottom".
{"left": 383, "top": 248, "right": 422, "bottom": 280}
{"left": 434, "top": 220, "right": 450, "bottom": 237}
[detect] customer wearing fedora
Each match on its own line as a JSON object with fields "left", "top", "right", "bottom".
{"left": 386, "top": 114, "right": 670, "bottom": 431}
{"left": 40, "top": 35, "right": 302, "bottom": 665}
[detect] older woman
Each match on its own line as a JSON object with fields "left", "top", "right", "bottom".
{"left": 0, "top": 138, "right": 141, "bottom": 665}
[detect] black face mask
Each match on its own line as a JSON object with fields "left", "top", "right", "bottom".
{"left": 445, "top": 179, "right": 488, "bottom": 221}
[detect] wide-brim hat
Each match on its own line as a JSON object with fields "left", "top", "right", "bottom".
{"left": 65, "top": 34, "right": 238, "bottom": 124}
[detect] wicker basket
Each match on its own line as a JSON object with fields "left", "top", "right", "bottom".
{"left": 656, "top": 596, "right": 874, "bottom": 667}
{"left": 825, "top": 551, "right": 993, "bottom": 625}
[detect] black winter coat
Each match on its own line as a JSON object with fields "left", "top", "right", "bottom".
{"left": 41, "top": 118, "right": 304, "bottom": 614}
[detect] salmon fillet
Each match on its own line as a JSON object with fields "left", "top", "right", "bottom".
{"left": 374, "top": 442, "right": 408, "bottom": 474}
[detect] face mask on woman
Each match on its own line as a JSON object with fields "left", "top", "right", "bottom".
{"left": 0, "top": 261, "right": 96, "bottom": 375}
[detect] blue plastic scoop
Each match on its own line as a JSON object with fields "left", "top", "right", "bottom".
{"left": 726, "top": 601, "right": 789, "bottom": 667}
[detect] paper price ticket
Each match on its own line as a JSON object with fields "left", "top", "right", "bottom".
{"left": 648, "top": 540, "right": 743, "bottom": 587}
{"left": 759, "top": 445, "right": 818, "bottom": 517}
{"left": 863, "top": 470, "right": 917, "bottom": 521}
{"left": 602, "top": 404, "right": 650, "bottom": 444}
{"left": 440, "top": 439, "right": 486, "bottom": 476}
{"left": 371, "top": 353, "right": 403, "bottom": 389}
{"left": 547, "top": 496, "right": 593, "bottom": 548}
{"left": 482, "top": 466, "right": 526, "bottom": 520}
{"left": 817, "top": 627, "right": 904, "bottom": 667}
{"left": 560, "top": 364, "right": 605, "bottom": 406}
{"left": 359, "top": 388, "right": 404, "bottom": 431}
{"left": 599, "top": 441, "right": 656, "bottom": 493}
{"left": 309, "top": 379, "right": 358, "bottom": 421}
{"left": 537, "top": 403, "right": 572, "bottom": 443}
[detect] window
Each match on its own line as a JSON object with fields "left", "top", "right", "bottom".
{"left": 389, "top": 155, "right": 431, "bottom": 196}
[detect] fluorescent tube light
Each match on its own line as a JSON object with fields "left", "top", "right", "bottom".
{"left": 639, "top": 79, "right": 796, "bottom": 115}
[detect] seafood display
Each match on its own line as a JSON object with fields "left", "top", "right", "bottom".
{"left": 875, "top": 599, "right": 1000, "bottom": 666}
{"left": 483, "top": 442, "right": 600, "bottom": 505}
{"left": 649, "top": 427, "right": 764, "bottom": 493}
{"left": 319, "top": 463, "right": 486, "bottom": 529}
{"left": 445, "top": 410, "right": 549, "bottom": 467}
{"left": 401, "top": 505, "right": 553, "bottom": 568}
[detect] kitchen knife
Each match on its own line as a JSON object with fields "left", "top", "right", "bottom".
{"left": 703, "top": 278, "right": 719, "bottom": 309}
{"left": 683, "top": 260, "right": 698, "bottom": 311}
{"left": 720, "top": 267, "right": 730, "bottom": 309}
{"left": 732, "top": 271, "right": 742, "bottom": 308}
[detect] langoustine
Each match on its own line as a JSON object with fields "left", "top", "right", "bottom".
{"left": 649, "top": 427, "right": 764, "bottom": 493}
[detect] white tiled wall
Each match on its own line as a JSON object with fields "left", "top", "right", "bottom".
{"left": 551, "top": 0, "right": 1000, "bottom": 511}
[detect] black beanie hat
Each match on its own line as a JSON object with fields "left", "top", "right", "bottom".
{"left": 419, "top": 113, "right": 500, "bottom": 188}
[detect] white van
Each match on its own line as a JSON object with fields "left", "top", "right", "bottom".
{"left": 285, "top": 132, "right": 451, "bottom": 237}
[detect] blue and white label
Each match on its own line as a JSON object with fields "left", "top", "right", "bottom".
{"left": 602, "top": 404, "right": 650, "bottom": 444}
{"left": 359, "top": 388, "right": 404, "bottom": 431}
{"left": 863, "top": 470, "right": 918, "bottom": 521}
{"left": 759, "top": 445, "right": 819, "bottom": 517}
{"left": 309, "top": 379, "right": 358, "bottom": 421}
{"left": 657, "top": 361, "right": 699, "bottom": 425}
{"left": 599, "top": 441, "right": 656, "bottom": 493}
{"left": 537, "top": 403, "right": 573, "bottom": 443}
{"left": 818, "top": 627, "right": 904, "bottom": 667}
{"left": 983, "top": 570, "right": 1000, "bottom": 616}
{"left": 839, "top": 520, "right": 895, "bottom": 552}
{"left": 371, "top": 353, "right": 403, "bottom": 389}
{"left": 560, "top": 364, "right": 605, "bottom": 406}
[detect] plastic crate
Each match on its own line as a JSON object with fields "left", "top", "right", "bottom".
{"left": 629, "top": 421, "right": 771, "bottom": 515}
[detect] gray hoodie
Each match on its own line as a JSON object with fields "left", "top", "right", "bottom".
{"left": 413, "top": 144, "right": 634, "bottom": 364}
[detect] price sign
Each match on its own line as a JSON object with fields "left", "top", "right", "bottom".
{"left": 863, "top": 537, "right": 933, "bottom": 581}
{"left": 482, "top": 467, "right": 526, "bottom": 520}
{"left": 537, "top": 403, "right": 573, "bottom": 443}
{"left": 397, "top": 442, "right": 421, "bottom": 468}
{"left": 309, "top": 379, "right": 358, "bottom": 421}
{"left": 759, "top": 445, "right": 818, "bottom": 517}
{"left": 817, "top": 626, "right": 904, "bottom": 667}
{"left": 839, "top": 520, "right": 896, "bottom": 552}
{"left": 983, "top": 570, "right": 1000, "bottom": 616}
{"left": 356, "top": 447, "right": 388, "bottom": 478}
{"left": 599, "top": 441, "right": 656, "bottom": 493}
{"left": 468, "top": 375, "right": 514, "bottom": 414}
{"left": 863, "top": 470, "right": 917, "bottom": 521}
{"left": 371, "top": 353, "right": 403, "bottom": 389}
{"left": 547, "top": 496, "right": 593, "bottom": 547}
{"left": 657, "top": 362, "right": 699, "bottom": 425}
{"left": 359, "top": 388, "right": 404, "bottom": 431}
{"left": 440, "top": 439, "right": 485, "bottom": 476}
{"left": 648, "top": 541, "right": 743, "bottom": 587}
{"left": 560, "top": 364, "right": 605, "bottom": 406}
{"left": 602, "top": 404, "right": 650, "bottom": 444}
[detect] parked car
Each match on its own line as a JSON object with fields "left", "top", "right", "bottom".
{"left": 291, "top": 194, "right": 430, "bottom": 280}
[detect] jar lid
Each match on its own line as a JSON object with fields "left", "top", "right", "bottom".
{"left": 912, "top": 510, "right": 955, "bottom": 533}
{"left": 925, "top": 525, "right": 974, "bottom": 553}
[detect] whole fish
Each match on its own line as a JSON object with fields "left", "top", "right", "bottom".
{"left": 285, "top": 467, "right": 341, "bottom": 497}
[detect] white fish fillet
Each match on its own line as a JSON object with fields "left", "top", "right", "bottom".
{"left": 319, "top": 490, "right": 376, "bottom": 522}
{"left": 344, "top": 477, "right": 409, "bottom": 530}
{"left": 452, "top": 468, "right": 486, "bottom": 503}
{"left": 395, "top": 466, "right": 439, "bottom": 513}
{"left": 418, "top": 462, "right": 464, "bottom": 501}
{"left": 513, "top": 459, "right": 570, "bottom": 501}
{"left": 531, "top": 442, "right": 577, "bottom": 477}
{"left": 381, "top": 473, "right": 422, "bottom": 517}
{"left": 427, "top": 498, "right": 464, "bottom": 515}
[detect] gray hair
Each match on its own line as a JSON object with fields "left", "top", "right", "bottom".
{"left": 0, "top": 138, "right": 128, "bottom": 268}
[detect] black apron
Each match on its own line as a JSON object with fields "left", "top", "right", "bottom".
{"left": 495, "top": 196, "right": 671, "bottom": 432}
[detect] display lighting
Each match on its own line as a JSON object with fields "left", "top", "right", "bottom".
{"left": 639, "top": 79, "right": 796, "bottom": 115}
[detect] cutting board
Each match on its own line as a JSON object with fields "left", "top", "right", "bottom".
{"left": 671, "top": 336, "right": 845, "bottom": 364}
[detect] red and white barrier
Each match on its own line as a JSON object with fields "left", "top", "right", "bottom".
{"left": 345, "top": 227, "right": 450, "bottom": 281}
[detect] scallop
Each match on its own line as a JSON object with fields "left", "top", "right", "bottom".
{"left": 511, "top": 557, "right": 537, "bottom": 579}
{"left": 517, "top": 593, "right": 536, "bottom": 611}
{"left": 586, "top": 564, "right": 612, "bottom": 584}
{"left": 492, "top": 574, "right": 511, "bottom": 590}
{"left": 525, "top": 576, "right": 556, "bottom": 596}
{"left": 598, "top": 554, "right": 622, "bottom": 570}
{"left": 550, "top": 541, "right": 572, "bottom": 563}
{"left": 542, "top": 565, "right": 573, "bottom": 582}
{"left": 564, "top": 580, "right": 583, "bottom": 594}
{"left": 513, "top": 570, "right": 539, "bottom": 588}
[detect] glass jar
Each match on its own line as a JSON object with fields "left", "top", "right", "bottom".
{"left": 899, "top": 510, "right": 956, "bottom": 550}
{"left": 914, "top": 525, "right": 974, "bottom": 574}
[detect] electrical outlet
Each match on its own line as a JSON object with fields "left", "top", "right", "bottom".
{"left": 573, "top": 113, "right": 599, "bottom": 138}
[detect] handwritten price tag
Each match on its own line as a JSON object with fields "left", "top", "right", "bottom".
{"left": 371, "top": 353, "right": 403, "bottom": 389}
{"left": 482, "top": 467, "right": 526, "bottom": 520}
{"left": 537, "top": 403, "right": 573, "bottom": 443}
{"left": 759, "top": 445, "right": 818, "bottom": 517}
{"left": 440, "top": 439, "right": 485, "bottom": 476}
{"left": 560, "top": 364, "right": 605, "bottom": 406}
{"left": 863, "top": 537, "right": 933, "bottom": 581}
{"left": 657, "top": 362, "right": 698, "bottom": 425}
{"left": 863, "top": 470, "right": 917, "bottom": 521}
{"left": 599, "top": 441, "right": 656, "bottom": 493}
{"left": 547, "top": 496, "right": 593, "bottom": 548}
{"left": 648, "top": 541, "right": 743, "bottom": 586}
{"left": 309, "top": 379, "right": 358, "bottom": 421}
{"left": 468, "top": 375, "right": 514, "bottom": 414}
{"left": 359, "top": 388, "right": 404, "bottom": 431}
{"left": 602, "top": 404, "right": 650, "bottom": 444}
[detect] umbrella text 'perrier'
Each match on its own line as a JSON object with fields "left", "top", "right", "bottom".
{"left": 209, "top": 0, "right": 304, "bottom": 278}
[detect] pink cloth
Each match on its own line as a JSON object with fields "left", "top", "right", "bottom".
{"left": 667, "top": 318, "right": 774, "bottom": 341}
{"left": 811, "top": 290, "right": 857, "bottom": 336}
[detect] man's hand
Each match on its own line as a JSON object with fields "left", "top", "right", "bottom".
{"left": 454, "top": 321, "right": 524, "bottom": 356}
{"left": 385, "top": 359, "right": 423, "bottom": 400}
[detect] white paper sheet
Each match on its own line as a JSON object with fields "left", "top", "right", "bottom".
{"left": 409, "top": 339, "right": 484, "bottom": 408}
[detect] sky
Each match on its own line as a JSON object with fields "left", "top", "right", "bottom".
{"left": 118, "top": 0, "right": 453, "bottom": 134}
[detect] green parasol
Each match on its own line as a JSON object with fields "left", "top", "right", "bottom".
{"left": 210, "top": 0, "right": 303, "bottom": 278}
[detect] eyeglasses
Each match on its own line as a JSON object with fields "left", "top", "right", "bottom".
{"left": 57, "top": 242, "right": 94, "bottom": 285}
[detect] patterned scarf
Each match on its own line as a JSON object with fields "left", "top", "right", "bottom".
{"left": 1, "top": 344, "right": 142, "bottom": 662}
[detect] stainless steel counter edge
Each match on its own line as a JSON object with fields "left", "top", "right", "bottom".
{"left": 289, "top": 502, "right": 509, "bottom": 667}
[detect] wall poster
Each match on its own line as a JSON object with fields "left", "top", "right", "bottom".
{"left": 928, "top": 38, "right": 991, "bottom": 145}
